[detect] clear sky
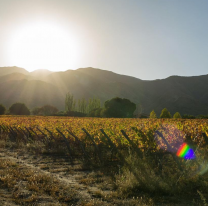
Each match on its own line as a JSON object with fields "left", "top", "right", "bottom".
{"left": 0, "top": 0, "right": 208, "bottom": 80}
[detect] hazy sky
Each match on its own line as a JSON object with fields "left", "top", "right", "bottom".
{"left": 0, "top": 0, "right": 208, "bottom": 80}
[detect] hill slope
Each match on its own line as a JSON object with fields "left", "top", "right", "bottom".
{"left": 0, "top": 67, "right": 29, "bottom": 76}
{"left": 0, "top": 67, "right": 208, "bottom": 115}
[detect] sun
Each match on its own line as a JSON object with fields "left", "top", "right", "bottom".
{"left": 7, "top": 21, "right": 81, "bottom": 71}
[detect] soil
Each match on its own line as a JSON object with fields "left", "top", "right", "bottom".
{"left": 0, "top": 147, "right": 115, "bottom": 205}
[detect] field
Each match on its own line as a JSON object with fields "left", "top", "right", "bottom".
{"left": 0, "top": 116, "right": 208, "bottom": 205}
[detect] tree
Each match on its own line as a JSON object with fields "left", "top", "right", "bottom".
{"left": 65, "top": 93, "right": 75, "bottom": 112}
{"left": 9, "top": 103, "right": 30, "bottom": 115}
{"left": 78, "top": 99, "right": 81, "bottom": 112}
{"left": 39, "top": 105, "right": 58, "bottom": 116}
{"left": 160, "top": 108, "right": 171, "bottom": 118}
{"left": 88, "top": 97, "right": 101, "bottom": 113}
{"left": 173, "top": 112, "right": 182, "bottom": 119}
{"left": 150, "top": 110, "right": 157, "bottom": 118}
{"left": 133, "top": 103, "right": 143, "bottom": 117}
{"left": 80, "top": 98, "right": 87, "bottom": 114}
{"left": 0, "top": 104, "right": 6, "bottom": 115}
{"left": 103, "top": 97, "right": 136, "bottom": 118}
{"left": 72, "top": 100, "right": 76, "bottom": 112}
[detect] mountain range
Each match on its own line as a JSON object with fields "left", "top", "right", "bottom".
{"left": 0, "top": 66, "right": 208, "bottom": 116}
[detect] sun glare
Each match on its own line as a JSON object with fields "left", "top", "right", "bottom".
{"left": 7, "top": 21, "right": 81, "bottom": 71}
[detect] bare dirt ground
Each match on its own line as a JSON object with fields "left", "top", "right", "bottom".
{"left": 0, "top": 147, "right": 115, "bottom": 205}
{"left": 0, "top": 140, "right": 198, "bottom": 206}
{"left": 1, "top": 146, "right": 148, "bottom": 206}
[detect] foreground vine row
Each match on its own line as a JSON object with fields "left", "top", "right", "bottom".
{"left": 0, "top": 116, "right": 208, "bottom": 152}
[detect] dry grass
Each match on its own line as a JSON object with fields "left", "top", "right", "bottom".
{"left": 2, "top": 132, "right": 208, "bottom": 205}
{"left": 114, "top": 151, "right": 208, "bottom": 205}
{"left": 0, "top": 159, "right": 80, "bottom": 205}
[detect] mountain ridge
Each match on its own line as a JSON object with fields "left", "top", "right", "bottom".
{"left": 0, "top": 66, "right": 208, "bottom": 116}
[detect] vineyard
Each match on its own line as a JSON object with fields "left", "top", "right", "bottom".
{"left": 1, "top": 116, "right": 208, "bottom": 145}
{"left": 0, "top": 116, "right": 208, "bottom": 155}
{"left": 0, "top": 116, "right": 208, "bottom": 205}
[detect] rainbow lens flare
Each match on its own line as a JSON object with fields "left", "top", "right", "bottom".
{"left": 176, "top": 143, "right": 195, "bottom": 159}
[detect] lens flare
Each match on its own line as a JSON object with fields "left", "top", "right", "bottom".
{"left": 176, "top": 143, "right": 195, "bottom": 159}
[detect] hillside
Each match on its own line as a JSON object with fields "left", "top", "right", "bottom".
{"left": 0, "top": 66, "right": 208, "bottom": 115}
{"left": 0, "top": 66, "right": 29, "bottom": 76}
{"left": 0, "top": 79, "right": 64, "bottom": 110}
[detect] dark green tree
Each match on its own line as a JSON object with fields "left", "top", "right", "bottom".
{"left": 173, "top": 112, "right": 182, "bottom": 119}
{"left": 103, "top": 97, "right": 136, "bottom": 118}
{"left": 0, "top": 104, "right": 6, "bottom": 115}
{"left": 149, "top": 110, "right": 157, "bottom": 118}
{"left": 9, "top": 103, "right": 30, "bottom": 115}
{"left": 160, "top": 108, "right": 171, "bottom": 118}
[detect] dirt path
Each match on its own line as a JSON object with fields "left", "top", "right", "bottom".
{"left": 0, "top": 147, "right": 197, "bottom": 205}
{"left": 0, "top": 148, "right": 114, "bottom": 205}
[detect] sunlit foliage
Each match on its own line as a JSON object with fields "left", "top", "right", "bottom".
{"left": 0, "top": 117, "right": 207, "bottom": 152}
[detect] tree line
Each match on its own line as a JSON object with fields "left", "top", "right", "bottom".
{"left": 0, "top": 93, "right": 208, "bottom": 118}
{"left": 65, "top": 93, "right": 101, "bottom": 114}
{"left": 0, "top": 94, "right": 136, "bottom": 118}
{"left": 62, "top": 94, "right": 136, "bottom": 118}
{"left": 149, "top": 108, "right": 208, "bottom": 119}
{"left": 150, "top": 108, "right": 181, "bottom": 119}
{"left": 0, "top": 103, "right": 57, "bottom": 116}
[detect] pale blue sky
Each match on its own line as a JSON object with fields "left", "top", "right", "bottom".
{"left": 0, "top": 0, "right": 208, "bottom": 80}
